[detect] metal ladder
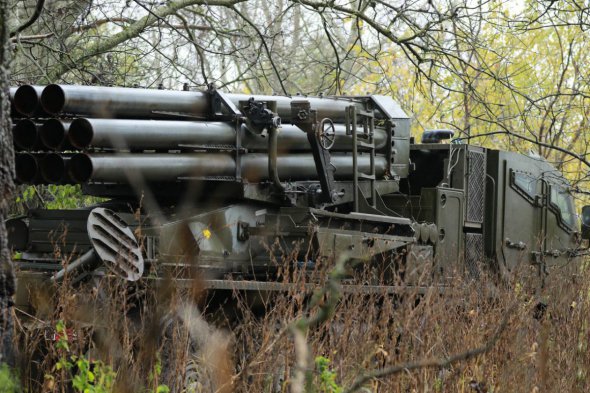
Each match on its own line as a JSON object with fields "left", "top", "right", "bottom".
{"left": 346, "top": 105, "right": 376, "bottom": 211}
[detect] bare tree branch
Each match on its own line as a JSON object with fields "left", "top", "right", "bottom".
{"left": 10, "top": 0, "right": 46, "bottom": 38}
{"left": 42, "top": 0, "right": 247, "bottom": 83}
{"left": 455, "top": 130, "right": 590, "bottom": 169}
{"left": 343, "top": 304, "right": 516, "bottom": 393}
{"left": 231, "top": 5, "right": 288, "bottom": 94}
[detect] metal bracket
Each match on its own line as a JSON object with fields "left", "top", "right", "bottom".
{"left": 208, "top": 86, "right": 242, "bottom": 120}
{"left": 239, "top": 98, "right": 281, "bottom": 135}
{"left": 505, "top": 238, "right": 527, "bottom": 250}
{"left": 238, "top": 99, "right": 284, "bottom": 192}
{"left": 206, "top": 87, "right": 246, "bottom": 181}
{"left": 291, "top": 100, "right": 337, "bottom": 203}
{"left": 237, "top": 221, "right": 250, "bottom": 241}
{"left": 385, "top": 120, "right": 394, "bottom": 176}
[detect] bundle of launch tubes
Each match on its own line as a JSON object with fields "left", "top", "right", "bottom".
{"left": 10, "top": 84, "right": 391, "bottom": 188}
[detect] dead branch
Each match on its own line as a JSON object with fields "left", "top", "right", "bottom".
{"left": 343, "top": 304, "right": 516, "bottom": 393}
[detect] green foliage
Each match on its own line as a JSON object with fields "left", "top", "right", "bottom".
{"left": 148, "top": 353, "right": 170, "bottom": 393}
{"left": 315, "top": 356, "right": 342, "bottom": 393}
{"left": 14, "top": 185, "right": 36, "bottom": 205}
{"left": 16, "top": 185, "right": 104, "bottom": 210}
{"left": 48, "top": 320, "right": 116, "bottom": 393}
{"left": 70, "top": 354, "right": 116, "bottom": 393}
{"left": 156, "top": 385, "right": 170, "bottom": 393}
{"left": 0, "top": 364, "right": 19, "bottom": 393}
{"left": 45, "top": 185, "right": 87, "bottom": 209}
{"left": 433, "top": 377, "right": 443, "bottom": 392}
{"left": 44, "top": 321, "right": 172, "bottom": 392}
{"left": 54, "top": 320, "right": 70, "bottom": 352}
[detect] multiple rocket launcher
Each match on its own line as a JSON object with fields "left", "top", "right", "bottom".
{"left": 10, "top": 85, "right": 391, "bottom": 190}
{"left": 8, "top": 83, "right": 590, "bottom": 300}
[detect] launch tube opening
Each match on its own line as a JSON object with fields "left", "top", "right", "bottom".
{"left": 14, "top": 119, "right": 38, "bottom": 150}
{"left": 40, "top": 154, "right": 65, "bottom": 183}
{"left": 69, "top": 118, "right": 93, "bottom": 149}
{"left": 41, "top": 84, "right": 66, "bottom": 115}
{"left": 15, "top": 154, "right": 38, "bottom": 183}
{"left": 69, "top": 154, "right": 93, "bottom": 183}
{"left": 40, "top": 119, "right": 66, "bottom": 150}
{"left": 14, "top": 85, "right": 40, "bottom": 116}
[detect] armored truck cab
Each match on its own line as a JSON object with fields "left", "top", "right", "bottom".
{"left": 384, "top": 142, "right": 580, "bottom": 280}
{"left": 485, "top": 149, "right": 578, "bottom": 272}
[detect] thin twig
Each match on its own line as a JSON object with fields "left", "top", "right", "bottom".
{"left": 453, "top": 130, "right": 590, "bottom": 169}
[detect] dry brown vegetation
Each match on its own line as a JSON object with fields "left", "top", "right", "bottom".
{"left": 12, "top": 254, "right": 590, "bottom": 393}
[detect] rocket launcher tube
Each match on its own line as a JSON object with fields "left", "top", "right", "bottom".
{"left": 242, "top": 154, "right": 387, "bottom": 180}
{"left": 67, "top": 153, "right": 387, "bottom": 183}
{"left": 69, "top": 153, "right": 236, "bottom": 183}
{"left": 40, "top": 119, "right": 73, "bottom": 150}
{"left": 13, "top": 119, "right": 40, "bottom": 150}
{"left": 67, "top": 118, "right": 388, "bottom": 151}
{"left": 69, "top": 118, "right": 236, "bottom": 150}
{"left": 15, "top": 153, "right": 39, "bottom": 183}
{"left": 39, "top": 153, "right": 72, "bottom": 183}
{"left": 14, "top": 85, "right": 47, "bottom": 117}
{"left": 41, "top": 84, "right": 210, "bottom": 118}
{"left": 40, "top": 84, "right": 380, "bottom": 122}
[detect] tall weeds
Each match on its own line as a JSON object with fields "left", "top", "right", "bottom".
{"left": 13, "top": 254, "right": 590, "bottom": 392}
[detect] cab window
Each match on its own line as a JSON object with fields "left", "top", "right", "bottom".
{"left": 511, "top": 171, "right": 537, "bottom": 200}
{"left": 550, "top": 185, "right": 576, "bottom": 229}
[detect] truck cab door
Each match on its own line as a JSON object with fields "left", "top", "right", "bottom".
{"left": 543, "top": 179, "right": 578, "bottom": 270}
{"left": 500, "top": 166, "right": 544, "bottom": 271}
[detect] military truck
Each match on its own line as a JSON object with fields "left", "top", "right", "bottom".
{"left": 6, "top": 84, "right": 589, "bottom": 310}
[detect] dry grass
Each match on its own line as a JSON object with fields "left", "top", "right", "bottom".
{"left": 228, "top": 259, "right": 590, "bottom": 393}
{"left": 12, "top": 253, "right": 590, "bottom": 393}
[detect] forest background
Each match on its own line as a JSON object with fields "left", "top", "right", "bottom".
{"left": 7, "top": 0, "right": 590, "bottom": 202}
{"left": 2, "top": 0, "right": 590, "bottom": 392}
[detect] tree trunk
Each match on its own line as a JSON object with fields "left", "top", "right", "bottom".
{"left": 0, "top": 0, "right": 16, "bottom": 366}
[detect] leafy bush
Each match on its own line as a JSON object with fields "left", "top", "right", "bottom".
{"left": 316, "top": 356, "right": 343, "bottom": 393}
{"left": 47, "top": 320, "right": 116, "bottom": 393}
